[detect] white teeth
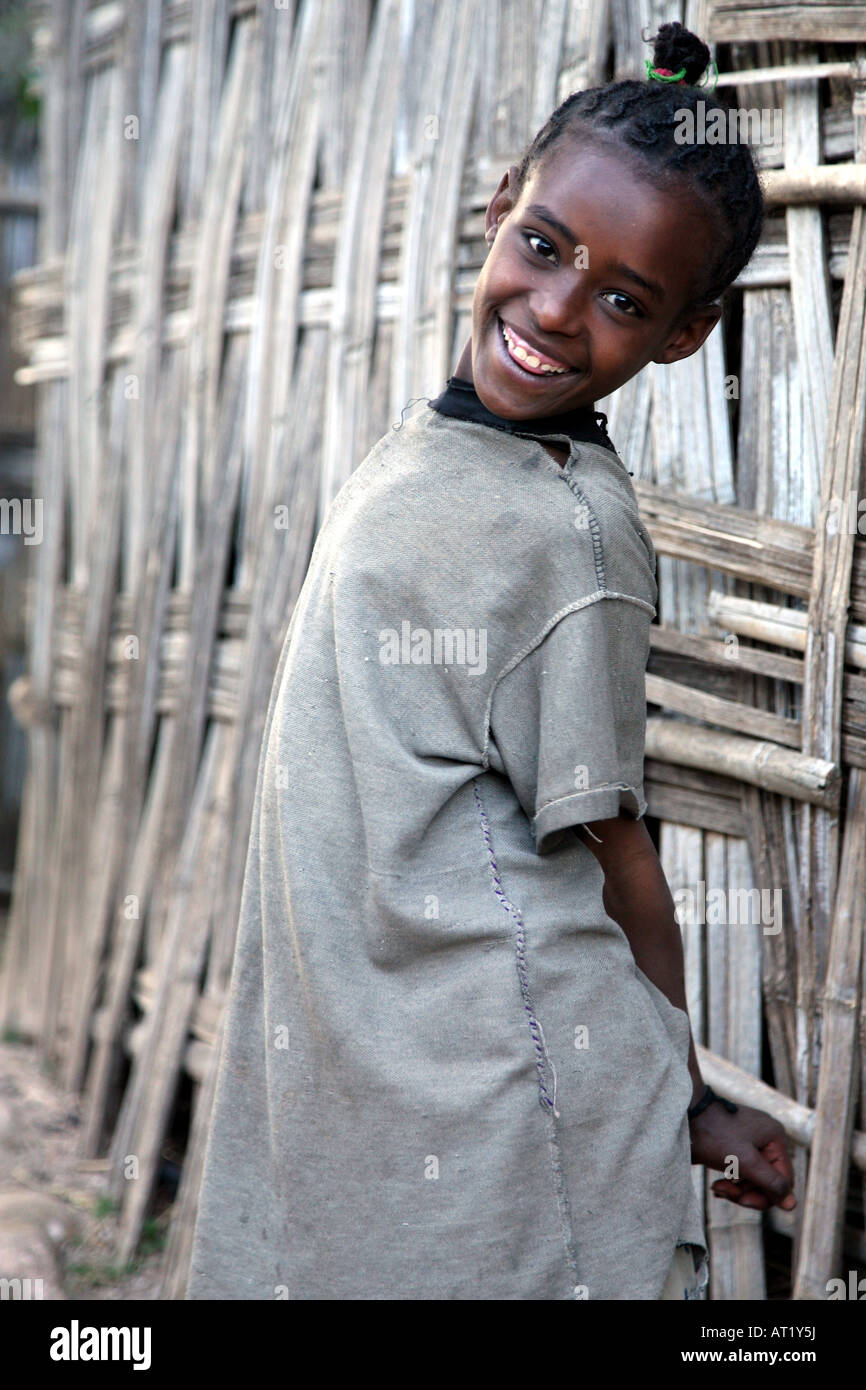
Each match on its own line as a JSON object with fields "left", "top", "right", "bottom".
{"left": 501, "top": 321, "right": 568, "bottom": 374}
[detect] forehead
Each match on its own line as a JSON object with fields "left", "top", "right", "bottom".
{"left": 517, "top": 137, "right": 716, "bottom": 286}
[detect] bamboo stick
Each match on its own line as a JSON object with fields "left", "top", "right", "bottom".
{"left": 77, "top": 367, "right": 184, "bottom": 1157}
{"left": 317, "top": 0, "right": 405, "bottom": 521}
{"left": 645, "top": 717, "right": 840, "bottom": 807}
{"left": 66, "top": 40, "right": 189, "bottom": 1096}
{"left": 650, "top": 621, "right": 804, "bottom": 682}
{"left": 645, "top": 781, "right": 746, "bottom": 836}
{"left": 708, "top": 5, "right": 866, "bottom": 45}
{"left": 646, "top": 672, "right": 801, "bottom": 747}
{"left": 634, "top": 481, "right": 817, "bottom": 598}
{"left": 39, "top": 60, "right": 124, "bottom": 1059}
{"left": 740, "top": 785, "right": 798, "bottom": 1102}
{"left": 762, "top": 164, "right": 866, "bottom": 206}
{"left": 793, "top": 770, "right": 866, "bottom": 1298}
{"left": 708, "top": 591, "right": 866, "bottom": 670}
{"left": 733, "top": 147, "right": 818, "bottom": 1248}
{"left": 783, "top": 65, "right": 834, "bottom": 519}
{"left": 799, "top": 76, "right": 866, "bottom": 1110}
{"left": 716, "top": 61, "right": 858, "bottom": 88}
{"left": 790, "top": 53, "right": 865, "bottom": 1289}
{"left": 0, "top": 387, "right": 64, "bottom": 1039}
{"left": 704, "top": 833, "right": 765, "bottom": 1299}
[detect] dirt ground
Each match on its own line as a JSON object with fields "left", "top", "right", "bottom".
{"left": 0, "top": 1037, "right": 168, "bottom": 1300}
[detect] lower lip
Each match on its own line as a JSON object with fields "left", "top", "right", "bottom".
{"left": 495, "top": 316, "right": 576, "bottom": 385}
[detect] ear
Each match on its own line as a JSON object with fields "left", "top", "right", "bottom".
{"left": 485, "top": 164, "right": 522, "bottom": 240}
{"left": 653, "top": 303, "right": 722, "bottom": 365}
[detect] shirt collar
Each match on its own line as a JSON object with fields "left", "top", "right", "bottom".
{"left": 427, "top": 376, "right": 616, "bottom": 454}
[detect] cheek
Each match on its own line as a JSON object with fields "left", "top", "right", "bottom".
{"left": 477, "top": 244, "right": 527, "bottom": 305}
{"left": 590, "top": 308, "right": 651, "bottom": 357}
{"left": 584, "top": 312, "right": 619, "bottom": 361}
{"left": 473, "top": 262, "right": 501, "bottom": 331}
{"left": 585, "top": 319, "right": 659, "bottom": 392}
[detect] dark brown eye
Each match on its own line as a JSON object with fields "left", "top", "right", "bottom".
{"left": 601, "top": 290, "right": 642, "bottom": 317}
{"left": 523, "top": 231, "right": 557, "bottom": 262}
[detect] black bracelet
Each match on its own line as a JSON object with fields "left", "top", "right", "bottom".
{"left": 688, "top": 1083, "right": 739, "bottom": 1121}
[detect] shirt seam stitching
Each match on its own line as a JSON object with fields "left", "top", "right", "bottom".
{"left": 559, "top": 473, "right": 606, "bottom": 588}
{"left": 535, "top": 783, "right": 643, "bottom": 820}
{"left": 481, "top": 591, "right": 656, "bottom": 770}
{"left": 472, "top": 777, "right": 581, "bottom": 1296}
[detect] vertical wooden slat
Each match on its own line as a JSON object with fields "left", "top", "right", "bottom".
{"left": 793, "top": 770, "right": 866, "bottom": 1298}
{"left": 393, "top": 0, "right": 482, "bottom": 406}
{"left": 317, "top": 0, "right": 405, "bottom": 518}
{"left": 799, "top": 69, "right": 866, "bottom": 1102}
{"left": 793, "top": 62, "right": 866, "bottom": 1298}
{"left": 558, "top": 0, "right": 610, "bottom": 97}
{"left": 40, "top": 60, "right": 124, "bottom": 1057}
{"left": 425, "top": 9, "right": 482, "bottom": 394}
{"left": 66, "top": 36, "right": 188, "bottom": 1095}
{"left": 705, "top": 835, "right": 765, "bottom": 1299}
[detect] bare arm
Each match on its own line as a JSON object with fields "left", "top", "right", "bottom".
{"left": 575, "top": 811, "right": 797, "bottom": 1211}
{"left": 574, "top": 812, "right": 705, "bottom": 1107}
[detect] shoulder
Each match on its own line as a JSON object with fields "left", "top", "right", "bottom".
{"left": 560, "top": 443, "right": 657, "bottom": 610}
{"left": 320, "top": 405, "right": 558, "bottom": 548}
{"left": 316, "top": 411, "right": 655, "bottom": 621}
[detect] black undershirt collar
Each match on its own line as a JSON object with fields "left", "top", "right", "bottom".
{"left": 427, "top": 375, "right": 617, "bottom": 455}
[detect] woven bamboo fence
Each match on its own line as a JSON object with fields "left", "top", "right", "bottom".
{"left": 2, "top": 0, "right": 866, "bottom": 1301}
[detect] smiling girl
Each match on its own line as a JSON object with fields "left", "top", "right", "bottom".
{"left": 187, "top": 21, "right": 795, "bottom": 1302}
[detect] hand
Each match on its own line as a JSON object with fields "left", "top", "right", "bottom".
{"left": 688, "top": 1100, "right": 796, "bottom": 1211}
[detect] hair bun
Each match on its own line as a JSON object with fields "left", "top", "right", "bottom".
{"left": 649, "top": 20, "right": 710, "bottom": 85}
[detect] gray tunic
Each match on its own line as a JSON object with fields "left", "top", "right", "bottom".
{"left": 186, "top": 401, "right": 707, "bottom": 1300}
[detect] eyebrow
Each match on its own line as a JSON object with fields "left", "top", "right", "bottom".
{"left": 525, "top": 203, "right": 667, "bottom": 303}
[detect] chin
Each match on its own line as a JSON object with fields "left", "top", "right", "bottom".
{"left": 478, "top": 314, "right": 591, "bottom": 416}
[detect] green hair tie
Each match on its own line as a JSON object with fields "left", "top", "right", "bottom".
{"left": 645, "top": 60, "right": 687, "bottom": 83}
{"left": 644, "top": 57, "right": 719, "bottom": 91}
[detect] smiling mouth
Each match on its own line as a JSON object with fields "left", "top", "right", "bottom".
{"left": 496, "top": 316, "right": 580, "bottom": 382}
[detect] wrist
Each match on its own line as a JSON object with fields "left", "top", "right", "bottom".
{"left": 688, "top": 1083, "right": 739, "bottom": 1122}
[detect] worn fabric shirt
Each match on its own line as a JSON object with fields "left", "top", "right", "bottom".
{"left": 186, "top": 379, "right": 707, "bottom": 1301}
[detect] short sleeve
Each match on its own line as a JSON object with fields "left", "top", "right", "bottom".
{"left": 488, "top": 597, "right": 652, "bottom": 854}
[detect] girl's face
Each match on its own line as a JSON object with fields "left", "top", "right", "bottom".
{"left": 457, "top": 140, "right": 723, "bottom": 415}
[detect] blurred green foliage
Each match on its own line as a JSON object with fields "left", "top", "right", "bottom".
{"left": 0, "top": 0, "right": 40, "bottom": 157}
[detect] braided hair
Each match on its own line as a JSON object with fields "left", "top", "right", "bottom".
{"left": 512, "top": 22, "right": 764, "bottom": 312}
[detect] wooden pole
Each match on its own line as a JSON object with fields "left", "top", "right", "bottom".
{"left": 762, "top": 165, "right": 866, "bottom": 207}
{"left": 645, "top": 717, "right": 840, "bottom": 808}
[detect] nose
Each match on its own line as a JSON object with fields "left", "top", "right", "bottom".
{"left": 529, "top": 275, "right": 590, "bottom": 350}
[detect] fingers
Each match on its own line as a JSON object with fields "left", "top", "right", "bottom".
{"left": 711, "top": 1178, "right": 770, "bottom": 1209}
{"left": 759, "top": 1138, "right": 797, "bottom": 1207}
{"left": 761, "top": 1136, "right": 795, "bottom": 1187}
{"left": 710, "top": 1166, "right": 797, "bottom": 1210}
{"left": 737, "top": 1143, "right": 795, "bottom": 1206}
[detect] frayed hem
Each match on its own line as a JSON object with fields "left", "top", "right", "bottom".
{"left": 675, "top": 1240, "right": 709, "bottom": 1299}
